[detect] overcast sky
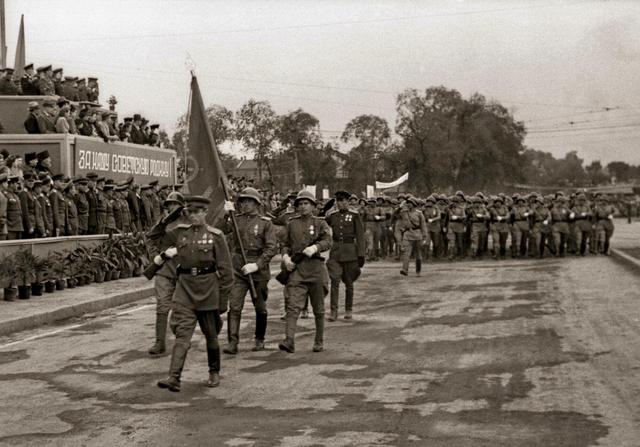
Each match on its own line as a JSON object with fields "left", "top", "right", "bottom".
{"left": 5, "top": 0, "right": 640, "bottom": 164}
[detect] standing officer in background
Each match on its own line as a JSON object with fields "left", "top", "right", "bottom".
{"left": 0, "top": 174, "right": 8, "bottom": 240}
{"left": 222, "top": 187, "right": 277, "bottom": 355}
{"left": 19, "top": 173, "right": 38, "bottom": 238}
{"left": 398, "top": 196, "right": 427, "bottom": 276}
{"left": 325, "top": 190, "right": 365, "bottom": 321}
{"left": 148, "top": 196, "right": 234, "bottom": 391}
{"left": 63, "top": 181, "right": 78, "bottom": 236}
{"left": 5, "top": 176, "right": 24, "bottom": 240}
{"left": 85, "top": 173, "right": 99, "bottom": 234}
{"left": 147, "top": 192, "right": 186, "bottom": 356}
{"left": 74, "top": 178, "right": 89, "bottom": 235}
{"left": 279, "top": 190, "right": 332, "bottom": 354}
{"left": 95, "top": 177, "right": 108, "bottom": 234}
{"left": 49, "top": 174, "right": 66, "bottom": 237}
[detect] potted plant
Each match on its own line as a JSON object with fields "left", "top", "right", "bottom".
{"left": 0, "top": 254, "right": 18, "bottom": 301}
{"left": 31, "top": 255, "right": 50, "bottom": 296}
{"left": 48, "top": 252, "right": 69, "bottom": 290}
{"left": 13, "top": 249, "right": 38, "bottom": 299}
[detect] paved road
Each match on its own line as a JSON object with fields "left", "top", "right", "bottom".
{"left": 1, "top": 256, "right": 639, "bottom": 446}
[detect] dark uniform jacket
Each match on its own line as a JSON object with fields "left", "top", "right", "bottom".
{"left": 0, "top": 77, "right": 19, "bottom": 95}
{"left": 49, "top": 188, "right": 66, "bottom": 235}
{"left": 96, "top": 190, "right": 108, "bottom": 231}
{"left": 24, "top": 113, "right": 40, "bottom": 134}
{"left": 65, "top": 193, "right": 78, "bottom": 235}
{"left": 126, "top": 189, "right": 141, "bottom": 231}
{"left": 21, "top": 76, "right": 39, "bottom": 95}
{"left": 0, "top": 191, "right": 7, "bottom": 236}
{"left": 147, "top": 221, "right": 234, "bottom": 311}
{"left": 130, "top": 126, "right": 145, "bottom": 145}
{"left": 38, "top": 192, "right": 53, "bottom": 236}
{"left": 282, "top": 214, "right": 333, "bottom": 283}
{"left": 224, "top": 212, "right": 277, "bottom": 282}
{"left": 74, "top": 192, "right": 89, "bottom": 232}
{"left": 325, "top": 209, "right": 364, "bottom": 263}
{"left": 37, "top": 111, "right": 57, "bottom": 134}
{"left": 5, "top": 190, "right": 24, "bottom": 232}
{"left": 36, "top": 77, "right": 55, "bottom": 96}
{"left": 18, "top": 189, "right": 38, "bottom": 234}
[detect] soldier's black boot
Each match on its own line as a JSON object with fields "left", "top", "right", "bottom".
{"left": 252, "top": 312, "right": 267, "bottom": 351}
{"left": 157, "top": 343, "right": 188, "bottom": 392}
{"left": 279, "top": 311, "right": 297, "bottom": 353}
{"left": 344, "top": 286, "right": 354, "bottom": 320}
{"left": 313, "top": 314, "right": 324, "bottom": 352}
{"left": 148, "top": 313, "right": 168, "bottom": 356}
{"left": 206, "top": 347, "right": 221, "bottom": 388}
{"left": 415, "top": 259, "right": 422, "bottom": 276}
{"left": 328, "top": 282, "right": 339, "bottom": 321}
{"left": 223, "top": 313, "right": 240, "bottom": 355}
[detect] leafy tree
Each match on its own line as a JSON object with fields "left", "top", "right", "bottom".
{"left": 172, "top": 104, "right": 235, "bottom": 159}
{"left": 606, "top": 161, "right": 630, "bottom": 183}
{"left": 277, "top": 109, "right": 321, "bottom": 186}
{"left": 585, "top": 160, "right": 608, "bottom": 186}
{"left": 235, "top": 99, "right": 279, "bottom": 187}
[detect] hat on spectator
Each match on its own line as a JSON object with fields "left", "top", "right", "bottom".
{"left": 24, "top": 152, "right": 37, "bottom": 163}
{"left": 141, "top": 118, "right": 149, "bottom": 125}
{"left": 63, "top": 182, "right": 74, "bottom": 192}
{"left": 124, "top": 117, "right": 133, "bottom": 123}
{"left": 103, "top": 184, "right": 114, "bottom": 192}
{"left": 23, "top": 172, "right": 35, "bottom": 181}
{"left": 2, "top": 68, "right": 14, "bottom": 74}
{"left": 53, "top": 68, "right": 63, "bottom": 74}
{"left": 96, "top": 177, "right": 105, "bottom": 183}
{"left": 105, "top": 179, "right": 115, "bottom": 185}
{"left": 124, "top": 175, "right": 134, "bottom": 185}
{"left": 36, "top": 65, "right": 48, "bottom": 73}
{"left": 24, "top": 63, "right": 33, "bottom": 70}
{"left": 349, "top": 194, "right": 358, "bottom": 201}
{"left": 115, "top": 183, "right": 127, "bottom": 191}
{"left": 101, "top": 111, "right": 111, "bottom": 119}
{"left": 8, "top": 175, "right": 21, "bottom": 184}
{"left": 52, "top": 173, "right": 65, "bottom": 181}
{"left": 85, "top": 172, "right": 98, "bottom": 180}
{"left": 27, "top": 101, "right": 39, "bottom": 111}
{"left": 88, "top": 77, "right": 98, "bottom": 82}
{"left": 63, "top": 76, "right": 74, "bottom": 81}
{"left": 160, "top": 184, "right": 170, "bottom": 190}
{"left": 133, "top": 114, "right": 142, "bottom": 121}
{"left": 149, "top": 180, "right": 159, "bottom": 186}
{"left": 140, "top": 184, "right": 152, "bottom": 191}
{"left": 33, "top": 179, "right": 42, "bottom": 187}
{"left": 185, "top": 195, "right": 210, "bottom": 209}
{"left": 42, "top": 98, "right": 56, "bottom": 107}
{"left": 57, "top": 98, "right": 69, "bottom": 107}
{"left": 77, "top": 78, "right": 86, "bottom": 84}
{"left": 334, "top": 190, "right": 350, "bottom": 200}
{"left": 0, "top": 173, "right": 8, "bottom": 183}
{"left": 37, "top": 150, "right": 50, "bottom": 161}
{"left": 41, "top": 177, "right": 51, "bottom": 186}
{"left": 0, "top": 149, "right": 8, "bottom": 159}
{"left": 150, "top": 124, "right": 159, "bottom": 130}
{"left": 74, "top": 177, "right": 88, "bottom": 185}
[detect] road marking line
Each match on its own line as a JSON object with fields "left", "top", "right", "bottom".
{"left": 0, "top": 304, "right": 155, "bottom": 350}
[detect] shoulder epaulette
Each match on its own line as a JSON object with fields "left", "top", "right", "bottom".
{"left": 260, "top": 216, "right": 271, "bottom": 221}
{"left": 290, "top": 214, "right": 301, "bottom": 220}
{"left": 206, "top": 225, "right": 223, "bottom": 235}
{"left": 175, "top": 223, "right": 192, "bottom": 229}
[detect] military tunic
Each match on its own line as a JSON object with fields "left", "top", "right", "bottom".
{"left": 74, "top": 192, "right": 89, "bottom": 234}
{"left": 5, "top": 190, "right": 24, "bottom": 239}
{"left": 0, "top": 190, "right": 7, "bottom": 239}
{"left": 96, "top": 190, "right": 107, "bottom": 234}
{"left": 49, "top": 188, "right": 66, "bottom": 236}
{"left": 18, "top": 189, "right": 37, "bottom": 237}
{"left": 65, "top": 193, "right": 78, "bottom": 235}
{"left": 38, "top": 193, "right": 53, "bottom": 237}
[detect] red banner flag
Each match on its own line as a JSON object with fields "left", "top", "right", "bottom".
{"left": 12, "top": 15, "right": 25, "bottom": 79}
{"left": 185, "top": 74, "right": 229, "bottom": 225}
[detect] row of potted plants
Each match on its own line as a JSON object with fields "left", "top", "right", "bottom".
{"left": 1, "top": 232, "right": 150, "bottom": 301}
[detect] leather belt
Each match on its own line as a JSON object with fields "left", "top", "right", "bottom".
{"left": 333, "top": 237, "right": 355, "bottom": 243}
{"left": 177, "top": 265, "right": 217, "bottom": 276}
{"left": 236, "top": 250, "right": 261, "bottom": 257}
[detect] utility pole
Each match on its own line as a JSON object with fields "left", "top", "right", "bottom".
{"left": 0, "top": 0, "right": 7, "bottom": 69}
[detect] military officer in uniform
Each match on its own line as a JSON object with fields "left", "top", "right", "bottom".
{"left": 278, "top": 190, "right": 333, "bottom": 353}
{"left": 85, "top": 173, "right": 99, "bottom": 234}
{"left": 0, "top": 174, "right": 8, "bottom": 240}
{"left": 19, "top": 173, "right": 38, "bottom": 238}
{"left": 64, "top": 181, "right": 78, "bottom": 236}
{"left": 95, "top": 177, "right": 108, "bottom": 234}
{"left": 38, "top": 177, "right": 54, "bottom": 237}
{"left": 148, "top": 195, "right": 234, "bottom": 391}
{"left": 467, "top": 195, "right": 489, "bottom": 259}
{"left": 147, "top": 192, "right": 186, "bottom": 356}
{"left": 222, "top": 187, "right": 277, "bottom": 354}
{"left": 489, "top": 196, "right": 510, "bottom": 259}
{"left": 74, "top": 178, "right": 90, "bottom": 235}
{"left": 594, "top": 195, "right": 616, "bottom": 255}
{"left": 325, "top": 190, "right": 365, "bottom": 321}
{"left": 49, "top": 174, "right": 67, "bottom": 236}
{"left": 550, "top": 194, "right": 570, "bottom": 257}
{"left": 398, "top": 196, "right": 427, "bottom": 276}
{"left": 570, "top": 193, "right": 593, "bottom": 256}
{"left": 5, "top": 176, "right": 24, "bottom": 240}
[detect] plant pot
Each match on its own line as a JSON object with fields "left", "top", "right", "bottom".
{"left": 76, "top": 276, "right": 86, "bottom": 287}
{"left": 111, "top": 270, "right": 121, "bottom": 280}
{"left": 18, "top": 285, "right": 31, "bottom": 300}
{"left": 45, "top": 281, "right": 56, "bottom": 293}
{"left": 84, "top": 274, "right": 93, "bottom": 285}
{"left": 94, "top": 271, "right": 105, "bottom": 283}
{"left": 133, "top": 266, "right": 143, "bottom": 277}
{"left": 3, "top": 287, "right": 17, "bottom": 301}
{"left": 120, "top": 269, "right": 131, "bottom": 279}
{"left": 31, "top": 282, "right": 44, "bottom": 296}
{"left": 67, "top": 277, "right": 77, "bottom": 288}
{"left": 55, "top": 279, "right": 66, "bottom": 291}
{"left": 104, "top": 270, "right": 113, "bottom": 282}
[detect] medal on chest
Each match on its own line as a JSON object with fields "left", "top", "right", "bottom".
{"left": 345, "top": 214, "right": 352, "bottom": 222}
{"left": 309, "top": 224, "right": 315, "bottom": 236}
{"left": 254, "top": 224, "right": 259, "bottom": 236}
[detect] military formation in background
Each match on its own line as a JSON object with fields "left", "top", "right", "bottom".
{"left": 0, "top": 64, "right": 99, "bottom": 99}
{"left": 0, "top": 149, "right": 177, "bottom": 240}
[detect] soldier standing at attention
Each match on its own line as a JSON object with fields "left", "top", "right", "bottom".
{"left": 325, "top": 190, "right": 365, "bottom": 321}
{"left": 510, "top": 196, "right": 531, "bottom": 258}
{"left": 594, "top": 195, "right": 616, "bottom": 255}
{"left": 148, "top": 196, "right": 234, "bottom": 391}
{"left": 467, "top": 195, "right": 489, "bottom": 259}
{"left": 95, "top": 177, "right": 108, "bottom": 234}
{"left": 147, "top": 192, "right": 186, "bottom": 356}
{"left": 64, "top": 182, "right": 78, "bottom": 236}
{"left": 279, "top": 190, "right": 332, "bottom": 354}
{"left": 222, "top": 187, "right": 277, "bottom": 354}
{"left": 18, "top": 173, "right": 38, "bottom": 238}
{"left": 570, "top": 193, "right": 593, "bottom": 256}
{"left": 531, "top": 195, "right": 551, "bottom": 258}
{"left": 36, "top": 65, "right": 55, "bottom": 96}
{"left": 49, "top": 174, "right": 66, "bottom": 237}
{"left": 5, "top": 176, "right": 24, "bottom": 240}
{"left": 74, "top": 178, "right": 90, "bottom": 235}
{"left": 0, "top": 174, "right": 8, "bottom": 240}
{"left": 38, "top": 177, "right": 53, "bottom": 237}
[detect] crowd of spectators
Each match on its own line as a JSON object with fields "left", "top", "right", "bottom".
{"left": 0, "top": 64, "right": 98, "bottom": 99}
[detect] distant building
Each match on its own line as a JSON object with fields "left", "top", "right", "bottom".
{"left": 231, "top": 157, "right": 259, "bottom": 180}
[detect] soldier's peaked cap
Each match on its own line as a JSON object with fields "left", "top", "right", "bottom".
{"left": 52, "top": 173, "right": 65, "bottom": 181}
{"left": 293, "top": 190, "right": 317, "bottom": 206}
{"left": 334, "top": 190, "right": 351, "bottom": 200}
{"left": 85, "top": 172, "right": 99, "bottom": 179}
{"left": 149, "top": 180, "right": 159, "bottom": 186}
{"left": 238, "top": 187, "right": 262, "bottom": 204}
{"left": 185, "top": 195, "right": 210, "bottom": 208}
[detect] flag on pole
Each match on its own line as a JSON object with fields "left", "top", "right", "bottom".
{"left": 12, "top": 15, "right": 24, "bottom": 79}
{"left": 375, "top": 172, "right": 409, "bottom": 190}
{"left": 186, "top": 74, "right": 228, "bottom": 225}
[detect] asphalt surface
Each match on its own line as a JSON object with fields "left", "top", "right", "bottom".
{"left": 1, "top": 255, "right": 639, "bottom": 446}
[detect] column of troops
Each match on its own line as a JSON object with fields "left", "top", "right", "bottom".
{"left": 0, "top": 155, "right": 176, "bottom": 241}
{"left": 350, "top": 191, "right": 617, "bottom": 274}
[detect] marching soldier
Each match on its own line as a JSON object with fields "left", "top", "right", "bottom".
{"left": 148, "top": 195, "right": 234, "bottom": 391}
{"left": 550, "top": 194, "right": 570, "bottom": 257}
{"left": 222, "top": 187, "right": 277, "bottom": 354}
{"left": 510, "top": 196, "right": 531, "bottom": 258}
{"left": 325, "top": 190, "right": 365, "bottom": 321}
{"left": 594, "top": 195, "right": 616, "bottom": 255}
{"left": 398, "top": 196, "right": 427, "bottom": 276}
{"left": 531, "top": 195, "right": 551, "bottom": 258}
{"left": 467, "top": 195, "right": 489, "bottom": 259}
{"left": 362, "top": 199, "right": 383, "bottom": 261}
{"left": 446, "top": 195, "right": 467, "bottom": 260}
{"left": 278, "top": 190, "right": 332, "bottom": 353}
{"left": 489, "top": 195, "right": 510, "bottom": 259}
{"left": 147, "top": 191, "right": 186, "bottom": 356}
{"left": 423, "top": 195, "right": 443, "bottom": 260}
{"left": 5, "top": 176, "right": 24, "bottom": 240}
{"left": 570, "top": 193, "right": 593, "bottom": 256}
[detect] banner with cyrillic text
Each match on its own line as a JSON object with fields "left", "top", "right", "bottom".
{"left": 74, "top": 136, "right": 176, "bottom": 184}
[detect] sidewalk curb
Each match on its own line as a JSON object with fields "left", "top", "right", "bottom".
{"left": 0, "top": 285, "right": 155, "bottom": 337}
{"left": 610, "top": 248, "right": 640, "bottom": 272}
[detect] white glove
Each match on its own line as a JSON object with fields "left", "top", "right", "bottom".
{"left": 451, "top": 216, "right": 457, "bottom": 220}
{"left": 581, "top": 212, "right": 586, "bottom": 217}
{"left": 496, "top": 216, "right": 502, "bottom": 221}
{"left": 302, "top": 245, "right": 318, "bottom": 257}
{"left": 223, "top": 200, "right": 235, "bottom": 212}
{"left": 524, "top": 212, "right": 530, "bottom": 217}
{"left": 543, "top": 219, "right": 549, "bottom": 225}
{"left": 153, "top": 255, "right": 164, "bottom": 266}
{"left": 569, "top": 212, "right": 575, "bottom": 219}
{"left": 608, "top": 214, "right": 613, "bottom": 220}
{"left": 375, "top": 215, "right": 382, "bottom": 220}
{"left": 164, "top": 247, "right": 178, "bottom": 259}
{"left": 428, "top": 218, "right": 433, "bottom": 223}
{"left": 241, "top": 263, "right": 259, "bottom": 275}
{"left": 283, "top": 254, "right": 295, "bottom": 271}
{"left": 476, "top": 214, "right": 483, "bottom": 218}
